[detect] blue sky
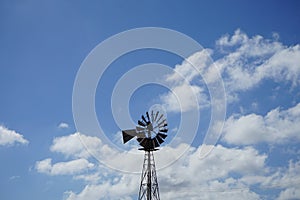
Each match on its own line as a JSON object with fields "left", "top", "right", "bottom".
{"left": 1, "top": 1, "right": 300, "bottom": 200}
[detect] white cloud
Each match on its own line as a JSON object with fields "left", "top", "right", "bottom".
{"left": 35, "top": 132, "right": 269, "bottom": 199}
{"left": 36, "top": 131, "right": 300, "bottom": 199}
{"left": 58, "top": 122, "right": 69, "bottom": 129}
{"left": 50, "top": 132, "right": 102, "bottom": 159}
{"left": 161, "top": 29, "right": 300, "bottom": 110}
{"left": 240, "top": 160, "right": 300, "bottom": 199}
{"left": 264, "top": 160, "right": 300, "bottom": 190}
{"left": 73, "top": 173, "right": 102, "bottom": 184}
{"left": 63, "top": 144, "right": 267, "bottom": 200}
{"left": 223, "top": 103, "right": 300, "bottom": 145}
{"left": 49, "top": 132, "right": 140, "bottom": 173}
{"left": 35, "top": 158, "right": 94, "bottom": 175}
{"left": 160, "top": 29, "right": 300, "bottom": 112}
{"left": 9, "top": 175, "right": 21, "bottom": 181}
{"left": 65, "top": 174, "right": 139, "bottom": 200}
{"left": 277, "top": 186, "right": 300, "bottom": 200}
{"left": 159, "top": 49, "right": 213, "bottom": 112}
{"left": 167, "top": 49, "right": 214, "bottom": 83}
{"left": 216, "top": 29, "right": 300, "bottom": 94}
{"left": 160, "top": 83, "right": 207, "bottom": 112}
{"left": 49, "top": 132, "right": 146, "bottom": 173}
{"left": 59, "top": 143, "right": 300, "bottom": 200}
{"left": 50, "top": 132, "right": 92, "bottom": 158}
{"left": 257, "top": 44, "right": 300, "bottom": 87}
{"left": 216, "top": 29, "right": 249, "bottom": 48}
{"left": 0, "top": 125, "right": 29, "bottom": 146}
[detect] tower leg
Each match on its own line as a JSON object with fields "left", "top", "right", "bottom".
{"left": 138, "top": 150, "right": 160, "bottom": 200}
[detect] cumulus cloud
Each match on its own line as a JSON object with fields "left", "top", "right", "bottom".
{"left": 0, "top": 125, "right": 29, "bottom": 146}
{"left": 62, "top": 143, "right": 268, "bottom": 200}
{"left": 50, "top": 132, "right": 123, "bottom": 162}
{"left": 160, "top": 29, "right": 300, "bottom": 111}
{"left": 277, "top": 186, "right": 300, "bottom": 200}
{"left": 33, "top": 136, "right": 299, "bottom": 200}
{"left": 50, "top": 132, "right": 101, "bottom": 158}
{"left": 62, "top": 143, "right": 299, "bottom": 200}
{"left": 35, "top": 130, "right": 300, "bottom": 199}
{"left": 216, "top": 29, "right": 300, "bottom": 94}
{"left": 240, "top": 160, "right": 300, "bottom": 200}
{"left": 35, "top": 132, "right": 269, "bottom": 199}
{"left": 223, "top": 103, "right": 300, "bottom": 145}
{"left": 160, "top": 49, "right": 213, "bottom": 112}
{"left": 65, "top": 174, "right": 139, "bottom": 200}
{"left": 160, "top": 83, "right": 207, "bottom": 112}
{"left": 268, "top": 161, "right": 300, "bottom": 191}
{"left": 166, "top": 49, "right": 214, "bottom": 83}
{"left": 73, "top": 173, "right": 102, "bottom": 184}
{"left": 35, "top": 158, "right": 94, "bottom": 175}
{"left": 49, "top": 132, "right": 142, "bottom": 172}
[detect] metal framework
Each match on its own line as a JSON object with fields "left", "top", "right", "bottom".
{"left": 138, "top": 150, "right": 160, "bottom": 200}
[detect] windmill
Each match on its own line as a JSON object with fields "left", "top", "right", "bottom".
{"left": 122, "top": 106, "right": 168, "bottom": 200}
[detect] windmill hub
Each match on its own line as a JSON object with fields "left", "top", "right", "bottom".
{"left": 146, "top": 123, "right": 153, "bottom": 137}
{"left": 122, "top": 109, "right": 168, "bottom": 151}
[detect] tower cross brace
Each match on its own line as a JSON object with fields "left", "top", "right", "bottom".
{"left": 138, "top": 150, "right": 160, "bottom": 200}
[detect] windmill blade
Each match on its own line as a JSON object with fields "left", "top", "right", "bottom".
{"left": 137, "top": 137, "right": 145, "bottom": 146}
{"left": 154, "top": 111, "right": 159, "bottom": 121}
{"left": 157, "top": 132, "right": 167, "bottom": 139}
{"left": 141, "top": 115, "right": 147, "bottom": 124}
{"left": 146, "top": 138, "right": 155, "bottom": 149}
{"left": 137, "top": 137, "right": 147, "bottom": 147}
{"left": 153, "top": 120, "right": 167, "bottom": 129}
{"left": 138, "top": 138, "right": 153, "bottom": 149}
{"left": 151, "top": 110, "right": 154, "bottom": 122}
{"left": 156, "top": 135, "right": 164, "bottom": 144}
{"left": 153, "top": 138, "right": 160, "bottom": 148}
{"left": 146, "top": 112, "right": 150, "bottom": 122}
{"left": 157, "top": 113, "right": 164, "bottom": 123}
{"left": 157, "top": 119, "right": 166, "bottom": 128}
{"left": 122, "top": 129, "right": 137, "bottom": 144}
{"left": 138, "top": 120, "right": 146, "bottom": 127}
{"left": 159, "top": 128, "right": 168, "bottom": 133}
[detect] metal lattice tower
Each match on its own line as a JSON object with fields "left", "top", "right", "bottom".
{"left": 138, "top": 150, "right": 160, "bottom": 200}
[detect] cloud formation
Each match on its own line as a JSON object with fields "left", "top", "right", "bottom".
{"left": 160, "top": 49, "right": 213, "bottom": 112}
{"left": 35, "top": 131, "right": 271, "bottom": 199}
{"left": 160, "top": 29, "right": 300, "bottom": 112}
{"left": 35, "top": 128, "right": 299, "bottom": 199}
{"left": 216, "top": 29, "right": 300, "bottom": 93}
{"left": 223, "top": 103, "right": 300, "bottom": 145}
{"left": 0, "top": 125, "right": 29, "bottom": 146}
{"left": 35, "top": 158, "right": 94, "bottom": 175}
{"left": 58, "top": 122, "right": 69, "bottom": 129}
{"left": 61, "top": 141, "right": 300, "bottom": 200}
